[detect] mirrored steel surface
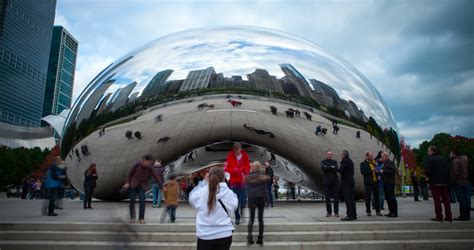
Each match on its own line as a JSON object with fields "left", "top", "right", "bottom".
{"left": 63, "top": 26, "right": 399, "bottom": 200}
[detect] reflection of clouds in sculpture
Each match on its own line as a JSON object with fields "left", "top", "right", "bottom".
{"left": 72, "top": 26, "right": 396, "bottom": 130}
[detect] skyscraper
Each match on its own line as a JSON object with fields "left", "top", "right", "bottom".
{"left": 247, "top": 69, "right": 283, "bottom": 93}
{"left": 179, "top": 67, "right": 215, "bottom": 92}
{"left": 0, "top": 0, "right": 57, "bottom": 127}
{"left": 43, "top": 26, "right": 78, "bottom": 117}
{"left": 280, "top": 64, "right": 313, "bottom": 98}
{"left": 140, "top": 69, "right": 173, "bottom": 99}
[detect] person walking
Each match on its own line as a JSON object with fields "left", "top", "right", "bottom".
{"left": 360, "top": 152, "right": 382, "bottom": 216}
{"left": 321, "top": 150, "right": 339, "bottom": 217}
{"left": 246, "top": 161, "right": 270, "bottom": 246}
{"left": 189, "top": 167, "right": 238, "bottom": 250}
{"left": 264, "top": 161, "right": 274, "bottom": 207}
{"left": 161, "top": 175, "right": 179, "bottom": 223}
{"left": 152, "top": 160, "right": 165, "bottom": 208}
{"left": 44, "top": 157, "right": 66, "bottom": 216}
{"left": 224, "top": 142, "right": 250, "bottom": 225}
{"left": 412, "top": 172, "right": 420, "bottom": 202}
{"left": 339, "top": 150, "right": 357, "bottom": 221}
{"left": 424, "top": 146, "right": 452, "bottom": 222}
{"left": 450, "top": 150, "right": 470, "bottom": 221}
{"left": 83, "top": 163, "right": 98, "bottom": 209}
{"left": 380, "top": 152, "right": 398, "bottom": 217}
{"left": 122, "top": 155, "right": 162, "bottom": 224}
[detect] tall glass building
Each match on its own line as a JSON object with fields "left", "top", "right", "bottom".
{"left": 43, "top": 26, "right": 78, "bottom": 117}
{"left": 0, "top": 0, "right": 56, "bottom": 127}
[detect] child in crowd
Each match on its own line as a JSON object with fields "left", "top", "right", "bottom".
{"left": 161, "top": 175, "right": 179, "bottom": 223}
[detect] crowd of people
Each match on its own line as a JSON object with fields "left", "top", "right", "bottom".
{"left": 26, "top": 140, "right": 471, "bottom": 250}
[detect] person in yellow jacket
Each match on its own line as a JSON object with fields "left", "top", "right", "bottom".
{"left": 161, "top": 175, "right": 180, "bottom": 223}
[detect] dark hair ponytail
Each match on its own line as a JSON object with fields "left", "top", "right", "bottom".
{"left": 207, "top": 167, "right": 225, "bottom": 214}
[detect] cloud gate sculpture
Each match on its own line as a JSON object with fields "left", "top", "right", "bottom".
{"left": 63, "top": 26, "right": 399, "bottom": 200}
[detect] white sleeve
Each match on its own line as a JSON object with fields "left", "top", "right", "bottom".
{"left": 223, "top": 190, "right": 239, "bottom": 212}
{"left": 189, "top": 180, "right": 208, "bottom": 209}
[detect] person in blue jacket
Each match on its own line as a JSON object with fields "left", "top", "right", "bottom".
{"left": 45, "top": 157, "right": 66, "bottom": 216}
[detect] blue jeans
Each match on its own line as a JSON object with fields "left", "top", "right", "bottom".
{"left": 129, "top": 186, "right": 146, "bottom": 220}
{"left": 167, "top": 206, "right": 177, "bottom": 222}
{"left": 454, "top": 184, "right": 470, "bottom": 220}
{"left": 152, "top": 183, "right": 162, "bottom": 207}
{"left": 379, "top": 185, "right": 385, "bottom": 209}
{"left": 231, "top": 185, "right": 247, "bottom": 221}
{"left": 267, "top": 182, "right": 273, "bottom": 206}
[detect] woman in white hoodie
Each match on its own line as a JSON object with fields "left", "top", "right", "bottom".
{"left": 189, "top": 167, "right": 238, "bottom": 250}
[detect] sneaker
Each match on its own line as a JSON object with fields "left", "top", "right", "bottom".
{"left": 152, "top": 205, "right": 156, "bottom": 208}
{"left": 47, "top": 213, "right": 58, "bottom": 216}
{"left": 431, "top": 218, "right": 443, "bottom": 222}
{"left": 326, "top": 213, "right": 331, "bottom": 217}
{"left": 376, "top": 212, "right": 383, "bottom": 216}
{"left": 444, "top": 218, "right": 453, "bottom": 222}
{"left": 367, "top": 213, "right": 372, "bottom": 217}
{"left": 247, "top": 240, "right": 255, "bottom": 246}
{"left": 256, "top": 239, "right": 263, "bottom": 246}
{"left": 341, "top": 216, "right": 354, "bottom": 221}
{"left": 387, "top": 214, "right": 397, "bottom": 218}
{"left": 335, "top": 214, "right": 340, "bottom": 218}
{"left": 129, "top": 219, "right": 136, "bottom": 224}
{"left": 235, "top": 219, "right": 240, "bottom": 225}
{"left": 139, "top": 219, "right": 146, "bottom": 224}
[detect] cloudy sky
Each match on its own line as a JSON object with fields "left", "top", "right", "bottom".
{"left": 55, "top": 0, "right": 473, "bottom": 147}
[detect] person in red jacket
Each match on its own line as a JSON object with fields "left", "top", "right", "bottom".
{"left": 224, "top": 142, "right": 250, "bottom": 225}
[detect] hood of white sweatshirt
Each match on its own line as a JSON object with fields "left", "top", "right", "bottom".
{"left": 189, "top": 181, "right": 238, "bottom": 240}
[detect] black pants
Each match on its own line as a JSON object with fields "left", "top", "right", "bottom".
{"left": 364, "top": 183, "right": 380, "bottom": 213}
{"left": 84, "top": 186, "right": 95, "bottom": 208}
{"left": 324, "top": 184, "right": 339, "bottom": 214}
{"left": 197, "top": 236, "right": 232, "bottom": 250}
{"left": 413, "top": 185, "right": 419, "bottom": 201}
{"left": 342, "top": 184, "right": 357, "bottom": 218}
{"left": 248, "top": 197, "right": 265, "bottom": 242}
{"left": 48, "top": 187, "right": 58, "bottom": 214}
{"left": 383, "top": 183, "right": 398, "bottom": 216}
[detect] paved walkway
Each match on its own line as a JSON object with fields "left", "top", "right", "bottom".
{"left": 1, "top": 197, "right": 471, "bottom": 224}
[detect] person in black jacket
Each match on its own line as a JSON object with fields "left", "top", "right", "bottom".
{"left": 360, "top": 152, "right": 382, "bottom": 216}
{"left": 83, "top": 163, "right": 98, "bottom": 209}
{"left": 339, "top": 150, "right": 357, "bottom": 221}
{"left": 424, "top": 146, "right": 452, "bottom": 222}
{"left": 246, "top": 161, "right": 270, "bottom": 246}
{"left": 321, "top": 150, "right": 339, "bottom": 217}
{"left": 380, "top": 152, "right": 398, "bottom": 217}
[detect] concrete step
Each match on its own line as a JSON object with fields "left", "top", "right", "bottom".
{"left": 1, "top": 229, "right": 473, "bottom": 242}
{"left": 1, "top": 239, "right": 474, "bottom": 250}
{"left": 1, "top": 220, "right": 473, "bottom": 232}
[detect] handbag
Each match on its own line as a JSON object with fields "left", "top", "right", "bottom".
{"left": 218, "top": 199, "right": 235, "bottom": 231}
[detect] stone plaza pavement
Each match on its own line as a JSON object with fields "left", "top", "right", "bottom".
{"left": 0, "top": 197, "right": 471, "bottom": 224}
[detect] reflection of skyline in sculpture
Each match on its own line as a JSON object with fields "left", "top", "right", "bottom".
{"left": 75, "top": 79, "right": 115, "bottom": 125}
{"left": 87, "top": 63, "right": 372, "bottom": 126}
{"left": 108, "top": 81, "right": 137, "bottom": 112}
{"left": 140, "top": 69, "right": 173, "bottom": 99}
